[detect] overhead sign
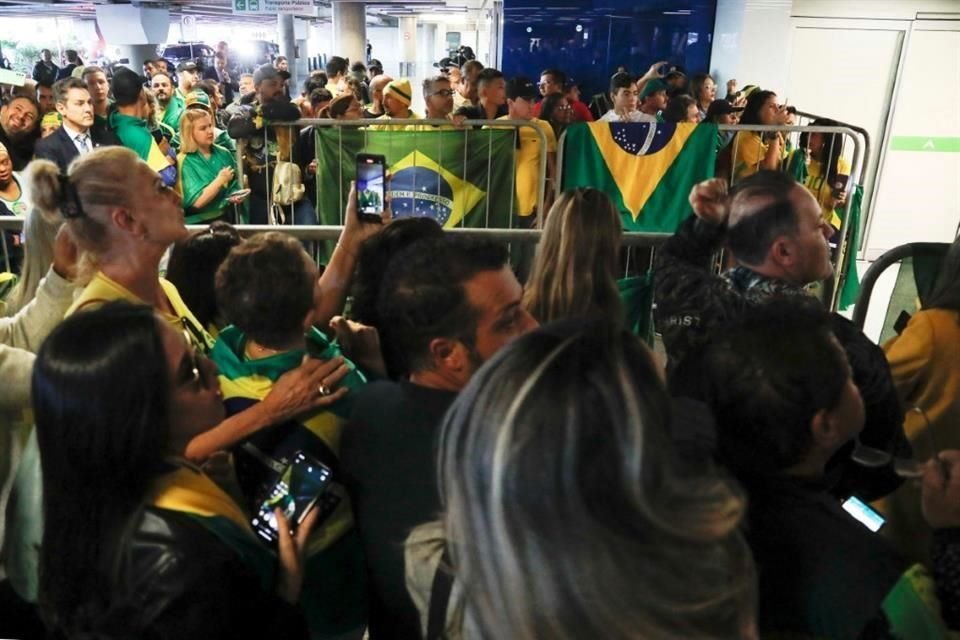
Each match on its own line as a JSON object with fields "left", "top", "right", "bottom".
{"left": 233, "top": 0, "right": 312, "bottom": 15}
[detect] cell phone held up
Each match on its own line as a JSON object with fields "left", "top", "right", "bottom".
{"left": 356, "top": 153, "right": 386, "bottom": 224}
{"left": 831, "top": 174, "right": 850, "bottom": 200}
{"left": 251, "top": 450, "right": 333, "bottom": 546}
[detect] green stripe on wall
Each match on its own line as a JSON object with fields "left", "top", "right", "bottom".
{"left": 889, "top": 136, "right": 960, "bottom": 152}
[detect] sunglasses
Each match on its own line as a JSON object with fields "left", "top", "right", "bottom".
{"left": 430, "top": 89, "right": 456, "bottom": 97}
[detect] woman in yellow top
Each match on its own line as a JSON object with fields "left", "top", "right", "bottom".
{"left": 178, "top": 109, "right": 247, "bottom": 224}
{"left": 879, "top": 240, "right": 960, "bottom": 565}
{"left": 29, "top": 148, "right": 350, "bottom": 459}
{"left": 792, "top": 118, "right": 851, "bottom": 229}
{"left": 733, "top": 89, "right": 792, "bottom": 181}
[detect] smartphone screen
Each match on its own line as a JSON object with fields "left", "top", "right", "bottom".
{"left": 251, "top": 451, "right": 332, "bottom": 544}
{"left": 831, "top": 174, "right": 850, "bottom": 198}
{"left": 356, "top": 154, "right": 386, "bottom": 221}
{"left": 841, "top": 496, "right": 885, "bottom": 532}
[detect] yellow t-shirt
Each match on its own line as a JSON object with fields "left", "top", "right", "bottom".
{"left": 804, "top": 155, "right": 852, "bottom": 228}
{"left": 404, "top": 120, "right": 457, "bottom": 132}
{"left": 369, "top": 110, "right": 422, "bottom": 131}
{"left": 493, "top": 116, "right": 557, "bottom": 217}
{"left": 733, "top": 131, "right": 768, "bottom": 182}
{"left": 65, "top": 271, "right": 212, "bottom": 351}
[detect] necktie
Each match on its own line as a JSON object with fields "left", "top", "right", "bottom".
{"left": 76, "top": 134, "right": 90, "bottom": 154}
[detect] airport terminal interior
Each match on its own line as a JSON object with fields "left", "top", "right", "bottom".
{"left": 0, "top": 0, "right": 958, "bottom": 638}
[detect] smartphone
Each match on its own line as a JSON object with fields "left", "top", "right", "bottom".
{"left": 356, "top": 153, "right": 386, "bottom": 223}
{"left": 251, "top": 451, "right": 332, "bottom": 545}
{"left": 831, "top": 174, "right": 850, "bottom": 199}
{"left": 841, "top": 496, "right": 885, "bottom": 532}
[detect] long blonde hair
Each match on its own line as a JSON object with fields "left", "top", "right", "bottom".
{"left": 438, "top": 324, "right": 755, "bottom": 639}
{"left": 523, "top": 188, "right": 623, "bottom": 325}
{"left": 2, "top": 204, "right": 60, "bottom": 316}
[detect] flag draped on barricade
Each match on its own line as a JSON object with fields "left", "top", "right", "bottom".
{"left": 314, "top": 127, "right": 517, "bottom": 230}
{"left": 562, "top": 121, "right": 718, "bottom": 232}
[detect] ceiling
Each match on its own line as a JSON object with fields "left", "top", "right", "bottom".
{"left": 0, "top": 0, "right": 487, "bottom": 24}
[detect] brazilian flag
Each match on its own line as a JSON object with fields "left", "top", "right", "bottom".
{"left": 314, "top": 128, "right": 516, "bottom": 230}
{"left": 562, "top": 121, "right": 718, "bottom": 232}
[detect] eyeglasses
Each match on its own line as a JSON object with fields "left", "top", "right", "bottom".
{"left": 180, "top": 317, "right": 210, "bottom": 388}
{"left": 430, "top": 89, "right": 455, "bottom": 97}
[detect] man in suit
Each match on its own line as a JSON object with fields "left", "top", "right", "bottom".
{"left": 34, "top": 78, "right": 119, "bottom": 173}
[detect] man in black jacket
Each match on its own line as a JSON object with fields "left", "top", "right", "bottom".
{"left": 340, "top": 236, "right": 538, "bottom": 639}
{"left": 34, "top": 78, "right": 119, "bottom": 173}
{"left": 31, "top": 50, "right": 58, "bottom": 86}
{"left": 655, "top": 171, "right": 909, "bottom": 501}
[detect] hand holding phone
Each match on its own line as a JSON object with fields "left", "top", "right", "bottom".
{"left": 356, "top": 153, "right": 386, "bottom": 224}
{"left": 831, "top": 174, "right": 849, "bottom": 200}
{"left": 251, "top": 451, "right": 332, "bottom": 546}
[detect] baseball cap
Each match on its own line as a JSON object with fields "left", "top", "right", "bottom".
{"left": 705, "top": 99, "right": 744, "bottom": 120}
{"left": 664, "top": 69, "right": 686, "bottom": 81}
{"left": 639, "top": 78, "right": 668, "bottom": 100}
{"left": 177, "top": 60, "right": 199, "bottom": 73}
{"left": 506, "top": 76, "right": 538, "bottom": 101}
{"left": 185, "top": 90, "right": 212, "bottom": 112}
{"left": 112, "top": 68, "right": 147, "bottom": 106}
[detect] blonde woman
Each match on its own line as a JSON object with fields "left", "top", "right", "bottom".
{"left": 178, "top": 109, "right": 246, "bottom": 224}
{"left": 405, "top": 323, "right": 755, "bottom": 639}
{"left": 29, "top": 148, "right": 348, "bottom": 459}
{"left": 523, "top": 188, "right": 623, "bottom": 325}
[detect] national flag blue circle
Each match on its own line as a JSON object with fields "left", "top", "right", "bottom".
{"left": 389, "top": 166, "right": 455, "bottom": 225}
{"left": 609, "top": 122, "right": 676, "bottom": 156}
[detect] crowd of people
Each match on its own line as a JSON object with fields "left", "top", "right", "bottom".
{"left": 0, "top": 43, "right": 957, "bottom": 640}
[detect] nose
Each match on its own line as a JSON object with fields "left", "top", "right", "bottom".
{"left": 519, "top": 308, "right": 540, "bottom": 333}
{"left": 820, "top": 221, "right": 834, "bottom": 241}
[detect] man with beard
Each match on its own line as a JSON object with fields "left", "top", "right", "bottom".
{"left": 151, "top": 71, "right": 183, "bottom": 131}
{"left": 0, "top": 96, "right": 39, "bottom": 170}
{"left": 341, "top": 235, "right": 538, "bottom": 639}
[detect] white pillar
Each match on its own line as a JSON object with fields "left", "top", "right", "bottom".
{"left": 398, "top": 16, "right": 417, "bottom": 78}
{"left": 333, "top": 1, "right": 367, "bottom": 68}
{"left": 422, "top": 22, "right": 438, "bottom": 77}
{"left": 278, "top": 14, "right": 297, "bottom": 88}
{"left": 115, "top": 44, "right": 158, "bottom": 72}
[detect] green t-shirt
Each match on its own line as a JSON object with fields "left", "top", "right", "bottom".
{"left": 161, "top": 91, "right": 186, "bottom": 131}
{"left": 178, "top": 145, "right": 242, "bottom": 224}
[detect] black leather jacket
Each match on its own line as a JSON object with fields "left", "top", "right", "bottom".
{"left": 55, "top": 506, "right": 307, "bottom": 640}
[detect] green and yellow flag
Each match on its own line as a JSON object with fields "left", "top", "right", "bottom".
{"left": 562, "top": 121, "right": 718, "bottom": 232}
{"left": 314, "top": 127, "right": 516, "bottom": 230}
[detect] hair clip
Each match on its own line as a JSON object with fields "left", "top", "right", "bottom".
{"left": 58, "top": 174, "right": 84, "bottom": 219}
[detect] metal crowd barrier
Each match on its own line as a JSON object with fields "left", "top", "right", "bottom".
{"left": 556, "top": 121, "right": 867, "bottom": 311}
{"left": 242, "top": 118, "right": 550, "bottom": 229}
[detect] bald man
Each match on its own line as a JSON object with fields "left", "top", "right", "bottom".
{"left": 363, "top": 74, "right": 393, "bottom": 118}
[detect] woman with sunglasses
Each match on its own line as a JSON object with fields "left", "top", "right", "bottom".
{"left": 33, "top": 302, "right": 315, "bottom": 638}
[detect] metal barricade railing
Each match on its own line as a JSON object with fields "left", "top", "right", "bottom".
{"left": 555, "top": 121, "right": 867, "bottom": 311}
{"left": 0, "top": 217, "right": 668, "bottom": 282}
{"left": 241, "top": 118, "right": 551, "bottom": 230}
